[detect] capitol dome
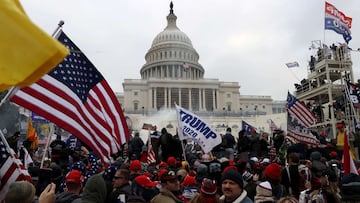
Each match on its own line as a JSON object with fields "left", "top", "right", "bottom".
{"left": 140, "top": 2, "right": 204, "bottom": 80}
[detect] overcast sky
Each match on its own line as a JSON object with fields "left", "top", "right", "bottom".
{"left": 21, "top": 0, "right": 360, "bottom": 100}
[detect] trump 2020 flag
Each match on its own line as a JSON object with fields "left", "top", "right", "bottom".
{"left": 325, "top": 2, "right": 352, "bottom": 44}
{"left": 10, "top": 30, "right": 130, "bottom": 164}
{"left": 176, "top": 104, "right": 221, "bottom": 153}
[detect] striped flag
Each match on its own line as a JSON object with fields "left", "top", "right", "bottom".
{"left": 10, "top": 30, "right": 130, "bottom": 164}
{"left": 147, "top": 141, "right": 156, "bottom": 164}
{"left": 343, "top": 130, "right": 358, "bottom": 175}
{"left": 267, "top": 119, "right": 279, "bottom": 133}
{"left": 0, "top": 138, "right": 32, "bottom": 201}
{"left": 183, "top": 62, "right": 190, "bottom": 71}
{"left": 287, "top": 92, "right": 319, "bottom": 146}
{"left": 287, "top": 92, "right": 316, "bottom": 128}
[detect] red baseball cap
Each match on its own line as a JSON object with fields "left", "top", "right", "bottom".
{"left": 66, "top": 170, "right": 83, "bottom": 184}
{"left": 167, "top": 156, "right": 177, "bottom": 166}
{"left": 135, "top": 175, "right": 158, "bottom": 188}
{"left": 130, "top": 160, "right": 142, "bottom": 171}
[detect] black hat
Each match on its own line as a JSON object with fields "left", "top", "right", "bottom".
{"left": 161, "top": 170, "right": 177, "bottom": 182}
{"left": 221, "top": 169, "right": 243, "bottom": 188}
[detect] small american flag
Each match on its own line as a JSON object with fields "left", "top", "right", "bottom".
{"left": 183, "top": 62, "right": 190, "bottom": 71}
{"left": 0, "top": 138, "right": 32, "bottom": 201}
{"left": 267, "top": 119, "right": 279, "bottom": 133}
{"left": 10, "top": 30, "right": 130, "bottom": 164}
{"left": 147, "top": 141, "right": 156, "bottom": 164}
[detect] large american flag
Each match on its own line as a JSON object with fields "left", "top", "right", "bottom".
{"left": 0, "top": 138, "right": 32, "bottom": 201}
{"left": 10, "top": 30, "right": 130, "bottom": 164}
{"left": 286, "top": 92, "right": 316, "bottom": 128}
{"left": 287, "top": 92, "right": 319, "bottom": 146}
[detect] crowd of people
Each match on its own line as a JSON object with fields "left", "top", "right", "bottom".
{"left": 3, "top": 124, "right": 360, "bottom": 203}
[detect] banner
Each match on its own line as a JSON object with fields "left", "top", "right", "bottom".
{"left": 175, "top": 104, "right": 221, "bottom": 153}
{"left": 325, "top": 2, "right": 352, "bottom": 43}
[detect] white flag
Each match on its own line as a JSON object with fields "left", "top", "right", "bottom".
{"left": 286, "top": 62, "right": 299, "bottom": 68}
{"left": 175, "top": 105, "right": 221, "bottom": 153}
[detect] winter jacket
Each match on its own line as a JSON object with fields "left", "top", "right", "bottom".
{"left": 150, "top": 188, "right": 183, "bottom": 203}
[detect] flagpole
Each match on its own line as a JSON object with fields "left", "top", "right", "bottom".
{"left": 52, "top": 20, "right": 64, "bottom": 37}
{"left": 344, "top": 81, "right": 359, "bottom": 132}
{"left": 0, "top": 128, "right": 13, "bottom": 153}
{"left": 179, "top": 128, "right": 187, "bottom": 163}
{"left": 40, "top": 123, "right": 54, "bottom": 168}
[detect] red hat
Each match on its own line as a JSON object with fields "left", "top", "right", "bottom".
{"left": 158, "top": 169, "right": 168, "bottom": 180}
{"left": 229, "top": 159, "right": 235, "bottom": 165}
{"left": 167, "top": 156, "right": 177, "bottom": 166}
{"left": 130, "top": 160, "right": 142, "bottom": 171}
{"left": 200, "top": 178, "right": 217, "bottom": 195}
{"left": 265, "top": 163, "right": 281, "bottom": 180}
{"left": 336, "top": 123, "right": 344, "bottom": 129}
{"left": 181, "top": 175, "right": 196, "bottom": 187}
{"left": 135, "top": 175, "right": 158, "bottom": 188}
{"left": 66, "top": 170, "right": 83, "bottom": 184}
{"left": 223, "top": 165, "right": 238, "bottom": 173}
{"left": 329, "top": 151, "right": 338, "bottom": 158}
{"left": 320, "top": 131, "right": 327, "bottom": 137}
{"left": 157, "top": 161, "right": 168, "bottom": 169}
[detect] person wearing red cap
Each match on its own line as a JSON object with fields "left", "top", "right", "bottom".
{"left": 133, "top": 175, "right": 159, "bottom": 202}
{"left": 191, "top": 178, "right": 219, "bottom": 203}
{"left": 129, "top": 160, "right": 143, "bottom": 181}
{"left": 151, "top": 170, "right": 182, "bottom": 203}
{"left": 264, "top": 163, "right": 286, "bottom": 200}
{"left": 55, "top": 170, "right": 82, "bottom": 202}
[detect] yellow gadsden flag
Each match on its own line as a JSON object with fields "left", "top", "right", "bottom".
{"left": 0, "top": 0, "right": 69, "bottom": 91}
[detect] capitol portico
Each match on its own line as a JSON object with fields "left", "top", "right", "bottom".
{"left": 117, "top": 2, "right": 286, "bottom": 134}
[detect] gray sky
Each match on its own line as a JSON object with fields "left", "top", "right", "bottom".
{"left": 21, "top": 0, "right": 360, "bottom": 100}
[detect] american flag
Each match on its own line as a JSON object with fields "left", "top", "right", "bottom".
{"left": 0, "top": 138, "right": 32, "bottom": 201}
{"left": 147, "top": 141, "right": 156, "bottom": 164}
{"left": 267, "top": 119, "right": 279, "bottom": 133}
{"left": 10, "top": 30, "right": 130, "bottom": 164}
{"left": 183, "top": 62, "right": 190, "bottom": 71}
{"left": 286, "top": 92, "right": 316, "bottom": 128}
{"left": 287, "top": 92, "right": 319, "bottom": 146}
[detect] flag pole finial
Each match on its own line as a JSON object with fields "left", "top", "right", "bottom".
{"left": 170, "top": 1, "right": 174, "bottom": 14}
{"left": 52, "top": 20, "right": 65, "bottom": 37}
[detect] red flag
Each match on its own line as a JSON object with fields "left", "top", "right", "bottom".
{"left": 343, "top": 131, "right": 358, "bottom": 175}
{"left": 0, "top": 139, "right": 32, "bottom": 201}
{"left": 10, "top": 30, "right": 130, "bottom": 164}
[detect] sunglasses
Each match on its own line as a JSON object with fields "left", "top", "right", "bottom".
{"left": 113, "top": 176, "right": 125, "bottom": 180}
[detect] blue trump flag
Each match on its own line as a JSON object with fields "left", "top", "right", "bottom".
{"left": 242, "top": 120, "right": 256, "bottom": 136}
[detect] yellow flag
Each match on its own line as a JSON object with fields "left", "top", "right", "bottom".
{"left": 0, "top": 0, "right": 69, "bottom": 91}
{"left": 27, "top": 118, "right": 38, "bottom": 150}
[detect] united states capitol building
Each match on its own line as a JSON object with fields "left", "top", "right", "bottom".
{"left": 116, "top": 3, "right": 286, "bottom": 135}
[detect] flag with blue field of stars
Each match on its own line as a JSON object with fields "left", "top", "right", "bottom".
{"left": 10, "top": 30, "right": 130, "bottom": 164}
